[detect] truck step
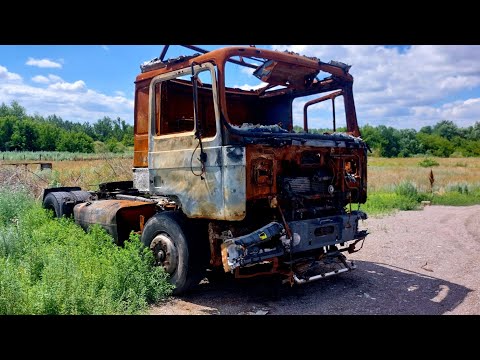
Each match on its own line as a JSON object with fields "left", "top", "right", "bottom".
{"left": 292, "top": 254, "right": 356, "bottom": 284}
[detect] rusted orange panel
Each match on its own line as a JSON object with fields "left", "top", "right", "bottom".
{"left": 245, "top": 144, "right": 367, "bottom": 203}
{"left": 133, "top": 134, "right": 148, "bottom": 168}
{"left": 246, "top": 145, "right": 276, "bottom": 200}
{"left": 134, "top": 80, "right": 150, "bottom": 168}
{"left": 135, "top": 47, "right": 352, "bottom": 83}
{"left": 74, "top": 200, "right": 156, "bottom": 244}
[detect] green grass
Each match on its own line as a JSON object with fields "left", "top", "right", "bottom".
{"left": 0, "top": 151, "right": 133, "bottom": 162}
{"left": 418, "top": 158, "right": 440, "bottom": 167}
{"left": 0, "top": 188, "right": 173, "bottom": 314}
{"left": 358, "top": 181, "right": 480, "bottom": 215}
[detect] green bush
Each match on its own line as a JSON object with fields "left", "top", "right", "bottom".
{"left": 395, "top": 181, "right": 418, "bottom": 199}
{"left": 418, "top": 158, "right": 440, "bottom": 167}
{"left": 0, "top": 189, "right": 173, "bottom": 314}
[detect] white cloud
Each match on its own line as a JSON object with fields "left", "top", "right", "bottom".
{"left": 101, "top": 45, "right": 109, "bottom": 51}
{"left": 31, "top": 74, "right": 64, "bottom": 84}
{"left": 241, "top": 67, "right": 255, "bottom": 76}
{"left": 115, "top": 90, "right": 125, "bottom": 96}
{"left": 31, "top": 75, "right": 49, "bottom": 84}
{"left": 0, "top": 65, "right": 22, "bottom": 82}
{"left": 0, "top": 64, "right": 133, "bottom": 123}
{"left": 49, "top": 80, "right": 86, "bottom": 92}
{"left": 25, "top": 57, "right": 62, "bottom": 69}
{"left": 233, "top": 82, "right": 268, "bottom": 91}
{"left": 411, "top": 97, "right": 480, "bottom": 128}
{"left": 272, "top": 45, "right": 480, "bottom": 129}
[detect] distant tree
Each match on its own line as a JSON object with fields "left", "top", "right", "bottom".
{"left": 0, "top": 116, "right": 15, "bottom": 151}
{"left": 432, "top": 120, "right": 460, "bottom": 141}
{"left": 375, "top": 125, "right": 401, "bottom": 157}
{"left": 419, "top": 125, "right": 433, "bottom": 134}
{"left": 9, "top": 119, "right": 39, "bottom": 151}
{"left": 465, "top": 122, "right": 480, "bottom": 141}
{"left": 93, "top": 116, "right": 114, "bottom": 142}
{"left": 398, "top": 129, "right": 424, "bottom": 157}
{"left": 57, "top": 132, "right": 94, "bottom": 153}
{"left": 0, "top": 101, "right": 26, "bottom": 119}
{"left": 36, "top": 122, "right": 62, "bottom": 151}
{"left": 360, "top": 124, "right": 385, "bottom": 150}
{"left": 416, "top": 133, "right": 455, "bottom": 157}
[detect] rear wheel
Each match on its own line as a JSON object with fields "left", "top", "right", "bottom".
{"left": 42, "top": 191, "right": 91, "bottom": 218}
{"left": 141, "top": 211, "right": 207, "bottom": 295}
{"left": 43, "top": 192, "right": 72, "bottom": 218}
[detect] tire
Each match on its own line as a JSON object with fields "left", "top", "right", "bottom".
{"left": 42, "top": 192, "right": 73, "bottom": 218}
{"left": 42, "top": 191, "right": 91, "bottom": 218}
{"left": 141, "top": 211, "right": 207, "bottom": 295}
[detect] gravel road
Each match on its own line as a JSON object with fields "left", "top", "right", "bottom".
{"left": 150, "top": 205, "right": 480, "bottom": 315}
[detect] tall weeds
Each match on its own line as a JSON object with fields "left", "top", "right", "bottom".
{"left": 0, "top": 188, "right": 173, "bottom": 315}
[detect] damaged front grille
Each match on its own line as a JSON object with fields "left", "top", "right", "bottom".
{"left": 281, "top": 169, "right": 333, "bottom": 197}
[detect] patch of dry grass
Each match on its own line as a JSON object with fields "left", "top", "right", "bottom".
{"left": 0, "top": 158, "right": 132, "bottom": 199}
{"left": 367, "top": 157, "right": 480, "bottom": 193}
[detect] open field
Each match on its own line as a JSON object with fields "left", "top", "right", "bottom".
{"left": 2, "top": 156, "right": 480, "bottom": 209}
{"left": 368, "top": 157, "right": 480, "bottom": 193}
{"left": 0, "top": 151, "right": 133, "bottom": 162}
{"left": 361, "top": 157, "right": 480, "bottom": 214}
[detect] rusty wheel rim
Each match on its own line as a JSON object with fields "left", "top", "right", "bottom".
{"left": 150, "top": 233, "right": 178, "bottom": 274}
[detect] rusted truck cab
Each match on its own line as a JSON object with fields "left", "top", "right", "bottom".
{"left": 43, "top": 45, "right": 369, "bottom": 295}
{"left": 133, "top": 46, "right": 368, "bottom": 291}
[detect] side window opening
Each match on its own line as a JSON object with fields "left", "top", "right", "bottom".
{"left": 155, "top": 68, "right": 216, "bottom": 138}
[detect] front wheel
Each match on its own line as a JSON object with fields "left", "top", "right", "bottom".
{"left": 141, "top": 211, "right": 206, "bottom": 295}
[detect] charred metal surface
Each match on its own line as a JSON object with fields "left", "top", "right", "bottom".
{"left": 42, "top": 186, "right": 81, "bottom": 202}
{"left": 133, "top": 167, "right": 149, "bottom": 192}
{"left": 245, "top": 143, "right": 367, "bottom": 207}
{"left": 74, "top": 200, "right": 156, "bottom": 244}
{"left": 148, "top": 144, "right": 245, "bottom": 220}
{"left": 288, "top": 211, "right": 367, "bottom": 253}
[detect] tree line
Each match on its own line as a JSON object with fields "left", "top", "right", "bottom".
{"left": 294, "top": 120, "right": 480, "bottom": 157}
{"left": 0, "top": 101, "right": 133, "bottom": 153}
{"left": 2, "top": 101, "right": 480, "bottom": 157}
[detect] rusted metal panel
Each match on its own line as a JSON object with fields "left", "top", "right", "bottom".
{"left": 222, "top": 146, "right": 246, "bottom": 219}
{"left": 133, "top": 80, "right": 150, "bottom": 168}
{"left": 135, "top": 47, "right": 353, "bottom": 83}
{"left": 245, "top": 143, "right": 367, "bottom": 204}
{"left": 74, "top": 200, "right": 156, "bottom": 244}
{"left": 303, "top": 90, "right": 343, "bottom": 133}
{"left": 133, "top": 135, "right": 148, "bottom": 168}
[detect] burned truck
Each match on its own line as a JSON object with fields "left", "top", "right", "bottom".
{"left": 42, "top": 45, "right": 369, "bottom": 294}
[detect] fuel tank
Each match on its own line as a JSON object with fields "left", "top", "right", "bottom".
{"left": 74, "top": 200, "right": 156, "bottom": 244}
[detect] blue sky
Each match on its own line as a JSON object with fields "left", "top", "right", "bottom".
{"left": 1, "top": 45, "right": 479, "bottom": 130}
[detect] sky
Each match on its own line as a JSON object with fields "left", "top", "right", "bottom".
{"left": 1, "top": 45, "right": 479, "bottom": 130}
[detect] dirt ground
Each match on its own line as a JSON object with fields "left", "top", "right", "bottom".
{"left": 150, "top": 205, "right": 480, "bottom": 315}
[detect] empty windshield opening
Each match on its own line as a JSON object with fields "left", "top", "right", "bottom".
{"left": 292, "top": 91, "right": 347, "bottom": 134}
